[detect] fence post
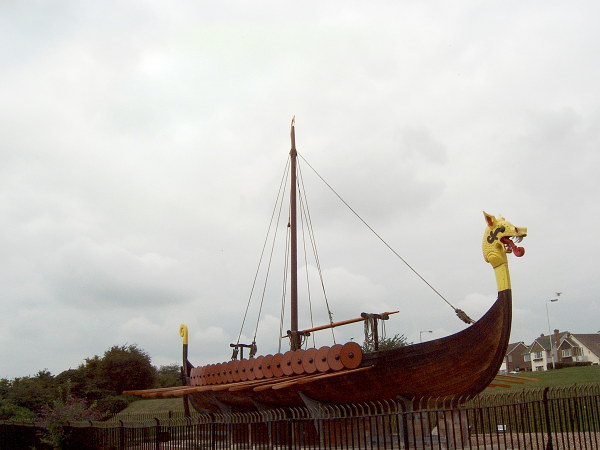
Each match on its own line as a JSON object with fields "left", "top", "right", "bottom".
{"left": 543, "top": 387, "right": 553, "bottom": 450}
{"left": 398, "top": 399, "right": 410, "bottom": 449}
{"left": 119, "top": 419, "right": 125, "bottom": 450}
{"left": 210, "top": 420, "right": 216, "bottom": 450}
{"left": 155, "top": 417, "right": 160, "bottom": 450}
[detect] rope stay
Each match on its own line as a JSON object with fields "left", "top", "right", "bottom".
{"left": 297, "top": 159, "right": 337, "bottom": 341}
{"left": 277, "top": 223, "right": 291, "bottom": 353}
{"left": 298, "top": 190, "right": 316, "bottom": 349}
{"left": 235, "top": 159, "right": 290, "bottom": 350}
{"left": 252, "top": 168, "right": 290, "bottom": 344}
{"left": 298, "top": 153, "right": 474, "bottom": 325}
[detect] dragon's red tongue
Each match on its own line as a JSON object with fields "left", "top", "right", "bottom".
{"left": 501, "top": 237, "right": 525, "bottom": 257}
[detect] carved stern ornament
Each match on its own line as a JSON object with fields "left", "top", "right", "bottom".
{"left": 483, "top": 212, "right": 527, "bottom": 292}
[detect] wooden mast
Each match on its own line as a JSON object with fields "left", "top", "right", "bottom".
{"left": 289, "top": 118, "right": 301, "bottom": 351}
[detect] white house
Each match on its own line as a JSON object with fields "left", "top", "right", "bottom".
{"left": 526, "top": 330, "right": 599, "bottom": 371}
{"left": 526, "top": 330, "right": 568, "bottom": 371}
{"left": 556, "top": 333, "right": 600, "bottom": 365}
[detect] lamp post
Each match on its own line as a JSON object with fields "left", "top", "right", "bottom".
{"left": 420, "top": 330, "right": 433, "bottom": 342}
{"left": 545, "top": 295, "right": 560, "bottom": 369}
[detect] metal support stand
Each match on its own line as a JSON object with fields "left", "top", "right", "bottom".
{"left": 251, "top": 399, "right": 282, "bottom": 448}
{"left": 207, "top": 392, "right": 233, "bottom": 415}
{"left": 299, "top": 392, "right": 327, "bottom": 448}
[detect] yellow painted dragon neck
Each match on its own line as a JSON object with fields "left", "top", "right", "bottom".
{"left": 482, "top": 212, "right": 527, "bottom": 292}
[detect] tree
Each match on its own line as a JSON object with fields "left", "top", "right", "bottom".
{"left": 156, "top": 364, "right": 182, "bottom": 388}
{"left": 4, "top": 373, "right": 56, "bottom": 413}
{"left": 96, "top": 344, "right": 156, "bottom": 393}
{"left": 0, "top": 378, "right": 10, "bottom": 398}
{"left": 0, "top": 344, "right": 157, "bottom": 420}
{"left": 54, "top": 367, "right": 89, "bottom": 399}
{"left": 362, "top": 333, "right": 412, "bottom": 352}
{"left": 55, "top": 360, "right": 113, "bottom": 402}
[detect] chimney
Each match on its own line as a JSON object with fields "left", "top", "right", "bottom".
{"left": 553, "top": 329, "right": 561, "bottom": 347}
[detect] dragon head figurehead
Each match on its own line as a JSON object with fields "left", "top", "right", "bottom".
{"left": 482, "top": 212, "right": 527, "bottom": 270}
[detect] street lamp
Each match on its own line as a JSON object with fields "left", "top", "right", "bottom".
{"left": 545, "top": 294, "right": 560, "bottom": 369}
{"left": 420, "top": 330, "right": 433, "bottom": 342}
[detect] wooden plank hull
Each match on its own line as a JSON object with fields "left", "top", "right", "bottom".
{"left": 188, "top": 289, "right": 511, "bottom": 411}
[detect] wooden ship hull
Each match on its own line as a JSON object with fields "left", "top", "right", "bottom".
{"left": 180, "top": 289, "right": 511, "bottom": 412}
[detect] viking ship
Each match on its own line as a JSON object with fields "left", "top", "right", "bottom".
{"left": 125, "top": 120, "right": 527, "bottom": 412}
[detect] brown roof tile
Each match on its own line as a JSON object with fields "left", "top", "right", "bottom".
{"left": 571, "top": 334, "right": 600, "bottom": 358}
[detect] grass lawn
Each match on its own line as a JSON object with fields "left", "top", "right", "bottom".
{"left": 486, "top": 365, "right": 600, "bottom": 392}
{"left": 118, "top": 366, "right": 600, "bottom": 415}
{"left": 117, "top": 397, "right": 186, "bottom": 416}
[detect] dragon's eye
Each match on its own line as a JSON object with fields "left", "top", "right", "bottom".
{"left": 514, "top": 227, "right": 519, "bottom": 233}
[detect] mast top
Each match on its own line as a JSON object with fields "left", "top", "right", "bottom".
{"left": 290, "top": 116, "right": 297, "bottom": 156}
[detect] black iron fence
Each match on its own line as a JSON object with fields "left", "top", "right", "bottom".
{"left": 1, "top": 384, "right": 599, "bottom": 449}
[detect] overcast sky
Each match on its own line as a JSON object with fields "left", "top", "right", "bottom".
{"left": 1, "top": 1, "right": 599, "bottom": 379}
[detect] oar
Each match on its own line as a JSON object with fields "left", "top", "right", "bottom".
{"left": 123, "top": 385, "right": 189, "bottom": 395}
{"left": 140, "top": 383, "right": 237, "bottom": 398}
{"left": 268, "top": 366, "right": 373, "bottom": 391}
{"left": 153, "top": 379, "right": 272, "bottom": 397}
{"left": 144, "top": 375, "right": 304, "bottom": 398}
{"left": 251, "top": 373, "right": 326, "bottom": 392}
{"left": 229, "top": 375, "right": 304, "bottom": 392}
{"left": 151, "top": 387, "right": 202, "bottom": 397}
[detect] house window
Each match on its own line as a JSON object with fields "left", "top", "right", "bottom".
{"left": 524, "top": 354, "right": 531, "bottom": 362}
{"left": 573, "top": 347, "right": 582, "bottom": 356}
{"left": 535, "top": 366, "right": 544, "bottom": 371}
{"left": 562, "top": 349, "right": 572, "bottom": 357}
{"left": 508, "top": 355, "right": 513, "bottom": 363}
{"left": 533, "top": 352, "right": 543, "bottom": 360}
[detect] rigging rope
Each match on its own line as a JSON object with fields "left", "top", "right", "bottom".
{"left": 252, "top": 171, "right": 289, "bottom": 343}
{"left": 236, "top": 159, "right": 290, "bottom": 348}
{"left": 297, "top": 160, "right": 337, "bottom": 341}
{"left": 278, "top": 215, "right": 291, "bottom": 353}
{"left": 298, "top": 153, "right": 474, "bottom": 325}
{"left": 363, "top": 316, "right": 375, "bottom": 351}
{"left": 363, "top": 314, "right": 388, "bottom": 351}
{"left": 298, "top": 192, "right": 317, "bottom": 348}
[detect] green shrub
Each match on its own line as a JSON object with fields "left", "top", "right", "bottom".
{"left": 38, "top": 384, "right": 102, "bottom": 449}
{"left": 96, "top": 395, "right": 132, "bottom": 415}
{"left": 548, "top": 361, "right": 592, "bottom": 370}
{"left": 0, "top": 399, "right": 35, "bottom": 421}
